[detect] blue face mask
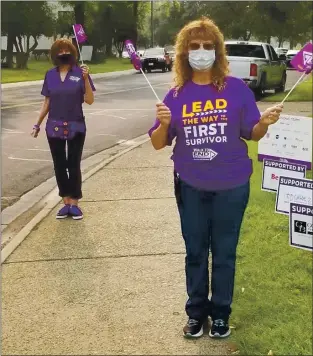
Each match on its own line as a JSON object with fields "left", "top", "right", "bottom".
{"left": 188, "top": 49, "right": 216, "bottom": 71}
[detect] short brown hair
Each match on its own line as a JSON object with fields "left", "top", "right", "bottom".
{"left": 50, "top": 38, "right": 78, "bottom": 66}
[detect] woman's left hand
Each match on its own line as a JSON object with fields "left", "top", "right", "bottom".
{"left": 80, "top": 64, "right": 90, "bottom": 79}
{"left": 259, "top": 104, "right": 283, "bottom": 126}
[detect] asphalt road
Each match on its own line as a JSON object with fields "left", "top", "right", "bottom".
{"left": 1, "top": 69, "right": 301, "bottom": 209}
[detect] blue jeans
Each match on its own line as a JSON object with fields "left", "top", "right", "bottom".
{"left": 174, "top": 174, "right": 250, "bottom": 321}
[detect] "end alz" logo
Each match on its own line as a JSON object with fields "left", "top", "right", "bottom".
{"left": 192, "top": 148, "right": 218, "bottom": 161}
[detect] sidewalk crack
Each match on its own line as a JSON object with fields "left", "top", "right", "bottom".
{"left": 4, "top": 251, "right": 185, "bottom": 265}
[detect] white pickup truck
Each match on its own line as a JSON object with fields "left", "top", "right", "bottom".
{"left": 225, "top": 41, "right": 287, "bottom": 95}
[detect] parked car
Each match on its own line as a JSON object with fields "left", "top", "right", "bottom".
{"left": 285, "top": 50, "right": 299, "bottom": 68}
{"left": 275, "top": 47, "right": 288, "bottom": 57}
{"left": 137, "top": 49, "right": 145, "bottom": 57}
{"left": 141, "top": 47, "right": 173, "bottom": 73}
{"left": 167, "top": 50, "right": 176, "bottom": 62}
{"left": 225, "top": 41, "right": 287, "bottom": 95}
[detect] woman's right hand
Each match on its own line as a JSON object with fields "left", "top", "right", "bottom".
{"left": 156, "top": 102, "right": 171, "bottom": 127}
{"left": 31, "top": 127, "right": 40, "bottom": 138}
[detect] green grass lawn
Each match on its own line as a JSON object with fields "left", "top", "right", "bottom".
{"left": 229, "top": 140, "right": 312, "bottom": 355}
{"left": 1, "top": 58, "right": 133, "bottom": 83}
{"left": 263, "top": 74, "right": 312, "bottom": 102}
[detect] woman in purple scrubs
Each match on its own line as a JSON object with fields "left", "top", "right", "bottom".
{"left": 149, "top": 17, "right": 283, "bottom": 339}
{"left": 32, "top": 39, "right": 95, "bottom": 220}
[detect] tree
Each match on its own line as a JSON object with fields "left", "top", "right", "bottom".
{"left": 61, "top": 1, "right": 85, "bottom": 27}
{"left": 56, "top": 10, "right": 75, "bottom": 38}
{"left": 83, "top": 2, "right": 115, "bottom": 59}
{"left": 252, "top": 2, "right": 312, "bottom": 47}
{"left": 1, "top": 1, "right": 55, "bottom": 68}
{"left": 111, "top": 2, "right": 137, "bottom": 57}
{"left": 84, "top": 1, "right": 149, "bottom": 60}
{"left": 152, "top": 1, "right": 313, "bottom": 48}
{"left": 154, "top": 1, "right": 186, "bottom": 46}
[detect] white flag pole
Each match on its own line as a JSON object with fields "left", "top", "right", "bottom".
{"left": 140, "top": 68, "right": 161, "bottom": 102}
{"left": 73, "top": 25, "right": 84, "bottom": 65}
{"left": 280, "top": 71, "right": 307, "bottom": 104}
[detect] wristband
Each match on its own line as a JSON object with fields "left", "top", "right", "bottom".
{"left": 33, "top": 124, "right": 40, "bottom": 131}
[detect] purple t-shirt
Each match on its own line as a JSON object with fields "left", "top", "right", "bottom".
{"left": 148, "top": 76, "right": 261, "bottom": 191}
{"left": 41, "top": 65, "right": 96, "bottom": 122}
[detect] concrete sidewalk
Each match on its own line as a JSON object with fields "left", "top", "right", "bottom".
{"left": 2, "top": 142, "right": 230, "bottom": 355}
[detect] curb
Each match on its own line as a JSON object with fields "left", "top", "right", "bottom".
{"left": 1, "top": 135, "right": 150, "bottom": 264}
{"left": 1, "top": 69, "right": 136, "bottom": 89}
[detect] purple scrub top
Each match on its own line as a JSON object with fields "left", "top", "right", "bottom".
{"left": 41, "top": 65, "right": 96, "bottom": 122}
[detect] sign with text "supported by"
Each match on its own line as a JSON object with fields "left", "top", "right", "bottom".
{"left": 275, "top": 177, "right": 313, "bottom": 215}
{"left": 289, "top": 203, "right": 313, "bottom": 252}
{"left": 261, "top": 159, "right": 306, "bottom": 192}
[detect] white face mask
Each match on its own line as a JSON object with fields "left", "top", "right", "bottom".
{"left": 188, "top": 49, "right": 216, "bottom": 71}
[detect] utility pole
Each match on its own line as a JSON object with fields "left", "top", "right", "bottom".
{"left": 151, "top": 0, "right": 154, "bottom": 48}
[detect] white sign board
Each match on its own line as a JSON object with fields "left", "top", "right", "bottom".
{"left": 81, "top": 46, "right": 93, "bottom": 61}
{"left": 275, "top": 177, "right": 313, "bottom": 215}
{"left": 261, "top": 159, "right": 306, "bottom": 192}
{"left": 258, "top": 114, "right": 312, "bottom": 170}
{"left": 289, "top": 203, "right": 313, "bottom": 251}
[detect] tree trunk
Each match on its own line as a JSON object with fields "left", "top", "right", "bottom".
{"left": 132, "top": 1, "right": 138, "bottom": 47}
{"left": 74, "top": 2, "right": 85, "bottom": 27}
{"left": 114, "top": 40, "right": 123, "bottom": 58}
{"left": 289, "top": 39, "right": 294, "bottom": 49}
{"left": 91, "top": 46, "right": 97, "bottom": 62}
{"left": 16, "top": 52, "right": 29, "bottom": 69}
{"left": 17, "top": 35, "right": 23, "bottom": 52}
{"left": 13, "top": 38, "right": 21, "bottom": 52}
{"left": 27, "top": 35, "right": 30, "bottom": 52}
{"left": 104, "top": 6, "right": 113, "bottom": 57}
{"left": 244, "top": 31, "right": 252, "bottom": 41}
{"left": 6, "top": 30, "right": 15, "bottom": 68}
{"left": 15, "top": 35, "right": 38, "bottom": 69}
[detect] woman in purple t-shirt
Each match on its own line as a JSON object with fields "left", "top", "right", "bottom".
{"left": 31, "top": 39, "right": 95, "bottom": 220}
{"left": 149, "top": 17, "right": 283, "bottom": 339}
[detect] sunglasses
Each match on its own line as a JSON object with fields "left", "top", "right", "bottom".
{"left": 189, "top": 43, "right": 215, "bottom": 51}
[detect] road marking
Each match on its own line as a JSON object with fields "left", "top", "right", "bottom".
{"left": 2, "top": 131, "right": 24, "bottom": 134}
{"left": 91, "top": 112, "right": 128, "bottom": 120}
{"left": 1, "top": 102, "right": 42, "bottom": 110}
{"left": 89, "top": 108, "right": 154, "bottom": 115}
{"left": 117, "top": 139, "right": 137, "bottom": 145}
{"left": 96, "top": 133, "right": 117, "bottom": 137}
{"left": 2, "top": 128, "right": 24, "bottom": 133}
{"left": 108, "top": 114, "right": 127, "bottom": 120}
{"left": 8, "top": 156, "right": 52, "bottom": 162}
{"left": 27, "top": 148, "right": 50, "bottom": 152}
{"left": 1, "top": 82, "right": 171, "bottom": 110}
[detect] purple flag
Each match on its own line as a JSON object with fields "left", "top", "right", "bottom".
{"left": 290, "top": 42, "right": 313, "bottom": 74}
{"left": 73, "top": 24, "right": 87, "bottom": 44}
{"left": 124, "top": 40, "right": 142, "bottom": 70}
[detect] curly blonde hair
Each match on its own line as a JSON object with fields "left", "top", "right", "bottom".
{"left": 173, "top": 17, "right": 229, "bottom": 92}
